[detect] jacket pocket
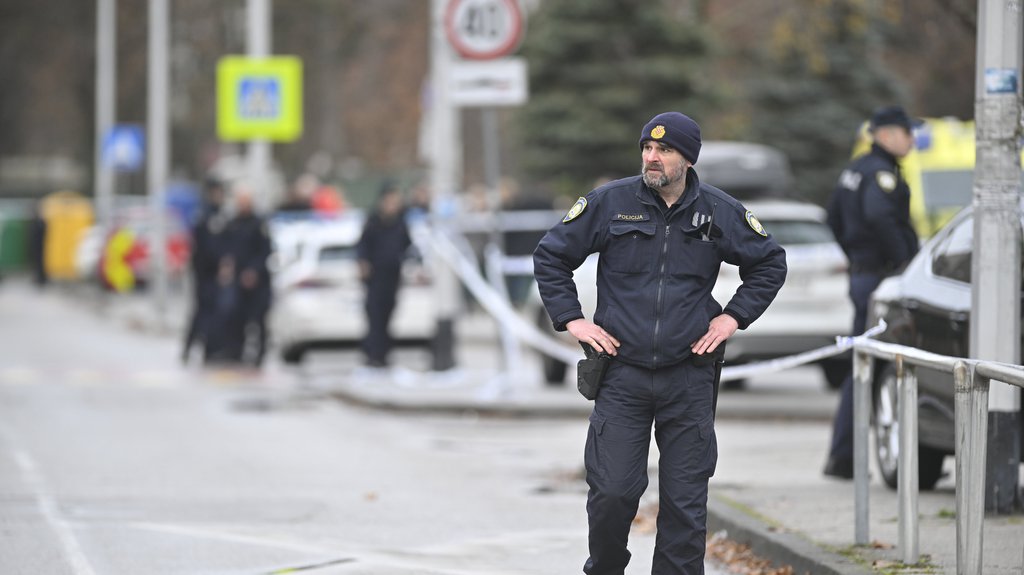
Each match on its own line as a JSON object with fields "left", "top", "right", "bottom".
{"left": 605, "top": 221, "right": 658, "bottom": 274}
{"left": 670, "top": 229, "right": 721, "bottom": 280}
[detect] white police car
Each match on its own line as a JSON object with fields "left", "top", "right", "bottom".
{"left": 270, "top": 213, "right": 435, "bottom": 364}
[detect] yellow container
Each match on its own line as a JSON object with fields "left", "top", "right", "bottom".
{"left": 40, "top": 190, "right": 94, "bottom": 281}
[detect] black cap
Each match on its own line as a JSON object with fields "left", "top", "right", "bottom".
{"left": 638, "top": 112, "right": 702, "bottom": 165}
{"left": 869, "top": 105, "right": 922, "bottom": 132}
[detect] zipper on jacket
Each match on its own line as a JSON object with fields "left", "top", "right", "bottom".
{"left": 652, "top": 224, "right": 670, "bottom": 367}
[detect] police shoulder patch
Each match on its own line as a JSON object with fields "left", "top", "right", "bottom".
{"left": 876, "top": 171, "right": 897, "bottom": 192}
{"left": 745, "top": 210, "right": 767, "bottom": 237}
{"left": 563, "top": 197, "right": 588, "bottom": 223}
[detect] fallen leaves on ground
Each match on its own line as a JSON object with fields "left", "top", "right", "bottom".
{"left": 705, "top": 532, "right": 795, "bottom": 575}
{"left": 632, "top": 504, "right": 795, "bottom": 575}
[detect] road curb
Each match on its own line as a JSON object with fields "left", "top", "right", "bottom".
{"left": 707, "top": 495, "right": 874, "bottom": 575}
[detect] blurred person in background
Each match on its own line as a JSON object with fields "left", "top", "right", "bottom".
{"left": 182, "top": 178, "right": 228, "bottom": 364}
{"left": 276, "top": 175, "right": 314, "bottom": 215}
{"left": 28, "top": 200, "right": 48, "bottom": 287}
{"left": 356, "top": 183, "right": 411, "bottom": 368}
{"left": 224, "top": 188, "right": 273, "bottom": 367}
{"left": 823, "top": 105, "right": 920, "bottom": 480}
{"left": 404, "top": 182, "right": 431, "bottom": 227}
{"left": 500, "top": 177, "right": 552, "bottom": 305}
{"left": 311, "top": 179, "right": 347, "bottom": 216}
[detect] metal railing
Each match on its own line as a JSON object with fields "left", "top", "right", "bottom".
{"left": 851, "top": 336, "right": 1024, "bottom": 574}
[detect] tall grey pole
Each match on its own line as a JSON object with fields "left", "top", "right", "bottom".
{"left": 483, "top": 109, "right": 503, "bottom": 252}
{"left": 247, "top": 0, "right": 271, "bottom": 210}
{"left": 972, "top": 0, "right": 1023, "bottom": 514}
{"left": 429, "top": 0, "right": 462, "bottom": 370}
{"left": 94, "top": 0, "right": 116, "bottom": 229}
{"left": 147, "top": 0, "right": 169, "bottom": 330}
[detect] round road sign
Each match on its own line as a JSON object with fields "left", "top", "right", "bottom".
{"left": 444, "top": 0, "right": 525, "bottom": 60}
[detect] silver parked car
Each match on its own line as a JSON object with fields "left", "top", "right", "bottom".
{"left": 867, "top": 201, "right": 1024, "bottom": 490}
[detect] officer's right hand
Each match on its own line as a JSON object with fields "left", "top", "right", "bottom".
{"left": 566, "top": 319, "right": 620, "bottom": 356}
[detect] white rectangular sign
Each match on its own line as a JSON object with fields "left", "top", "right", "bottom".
{"left": 449, "top": 58, "right": 528, "bottom": 107}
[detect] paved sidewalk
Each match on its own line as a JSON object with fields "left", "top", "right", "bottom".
{"left": 82, "top": 286, "right": 1024, "bottom": 575}
{"left": 318, "top": 365, "right": 1024, "bottom": 575}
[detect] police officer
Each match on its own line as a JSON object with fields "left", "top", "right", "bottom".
{"left": 534, "top": 112, "right": 787, "bottom": 574}
{"left": 224, "top": 189, "right": 273, "bottom": 367}
{"left": 823, "top": 105, "right": 920, "bottom": 479}
{"left": 181, "top": 178, "right": 228, "bottom": 363}
{"left": 356, "top": 183, "right": 411, "bottom": 368}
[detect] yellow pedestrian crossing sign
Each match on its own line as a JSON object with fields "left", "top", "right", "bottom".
{"left": 217, "top": 56, "right": 303, "bottom": 142}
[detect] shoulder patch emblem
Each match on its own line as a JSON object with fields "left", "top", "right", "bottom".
{"left": 838, "top": 169, "right": 862, "bottom": 191}
{"left": 876, "top": 171, "right": 897, "bottom": 192}
{"left": 745, "top": 210, "right": 767, "bottom": 237}
{"left": 563, "top": 197, "right": 588, "bottom": 223}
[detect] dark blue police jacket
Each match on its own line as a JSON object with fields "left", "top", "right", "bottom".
{"left": 533, "top": 171, "right": 787, "bottom": 370}
{"left": 826, "top": 143, "right": 919, "bottom": 273}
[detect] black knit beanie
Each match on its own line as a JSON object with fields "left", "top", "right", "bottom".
{"left": 638, "top": 112, "right": 702, "bottom": 165}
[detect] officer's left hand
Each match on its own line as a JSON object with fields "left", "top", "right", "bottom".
{"left": 691, "top": 314, "right": 738, "bottom": 356}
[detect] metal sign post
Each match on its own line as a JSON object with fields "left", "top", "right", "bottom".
{"left": 429, "top": 0, "right": 527, "bottom": 371}
{"left": 972, "top": 0, "right": 1023, "bottom": 514}
{"left": 429, "top": 0, "right": 462, "bottom": 371}
{"left": 147, "top": 0, "right": 169, "bottom": 330}
{"left": 94, "top": 0, "right": 116, "bottom": 230}
{"left": 247, "top": 0, "right": 271, "bottom": 210}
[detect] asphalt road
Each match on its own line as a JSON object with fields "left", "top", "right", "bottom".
{"left": 0, "top": 279, "right": 760, "bottom": 574}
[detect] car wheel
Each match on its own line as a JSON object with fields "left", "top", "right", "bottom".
{"left": 820, "top": 357, "right": 849, "bottom": 390}
{"left": 872, "top": 364, "right": 947, "bottom": 490}
{"left": 281, "top": 345, "right": 306, "bottom": 365}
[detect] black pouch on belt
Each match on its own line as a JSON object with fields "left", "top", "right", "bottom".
{"left": 691, "top": 343, "right": 727, "bottom": 417}
{"left": 577, "top": 343, "right": 611, "bottom": 401}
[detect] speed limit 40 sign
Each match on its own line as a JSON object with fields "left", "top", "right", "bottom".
{"left": 444, "top": 0, "right": 525, "bottom": 60}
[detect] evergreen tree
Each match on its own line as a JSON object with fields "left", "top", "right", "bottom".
{"left": 746, "top": 0, "right": 907, "bottom": 205}
{"left": 515, "top": 0, "right": 718, "bottom": 199}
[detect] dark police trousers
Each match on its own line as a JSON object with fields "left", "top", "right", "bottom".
{"left": 584, "top": 358, "right": 717, "bottom": 575}
{"left": 363, "top": 271, "right": 400, "bottom": 365}
{"left": 828, "top": 271, "right": 884, "bottom": 462}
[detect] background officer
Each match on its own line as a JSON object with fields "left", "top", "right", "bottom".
{"left": 224, "top": 189, "right": 273, "bottom": 367}
{"left": 823, "top": 105, "right": 920, "bottom": 479}
{"left": 356, "top": 183, "right": 411, "bottom": 368}
{"left": 533, "top": 111, "right": 787, "bottom": 574}
{"left": 181, "top": 177, "right": 227, "bottom": 363}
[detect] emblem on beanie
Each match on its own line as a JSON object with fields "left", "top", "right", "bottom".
{"left": 745, "top": 210, "right": 767, "bottom": 237}
{"left": 563, "top": 197, "right": 588, "bottom": 223}
{"left": 651, "top": 125, "right": 666, "bottom": 139}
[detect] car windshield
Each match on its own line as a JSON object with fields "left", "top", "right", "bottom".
{"left": 762, "top": 220, "right": 835, "bottom": 245}
{"left": 319, "top": 245, "right": 357, "bottom": 262}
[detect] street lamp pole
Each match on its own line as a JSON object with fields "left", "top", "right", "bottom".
{"left": 429, "top": 0, "right": 463, "bottom": 371}
{"left": 147, "top": 0, "right": 169, "bottom": 330}
{"left": 94, "top": 0, "right": 116, "bottom": 229}
{"left": 972, "top": 0, "right": 1023, "bottom": 514}
{"left": 247, "top": 0, "right": 272, "bottom": 210}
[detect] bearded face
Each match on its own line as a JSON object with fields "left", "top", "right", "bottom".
{"left": 641, "top": 157, "right": 686, "bottom": 189}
